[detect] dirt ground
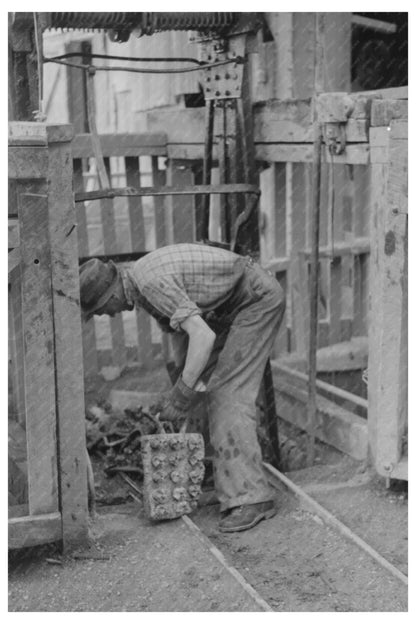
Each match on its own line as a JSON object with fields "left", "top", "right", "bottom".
{"left": 8, "top": 364, "right": 408, "bottom": 612}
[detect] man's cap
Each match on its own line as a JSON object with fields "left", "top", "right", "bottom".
{"left": 79, "top": 258, "right": 119, "bottom": 319}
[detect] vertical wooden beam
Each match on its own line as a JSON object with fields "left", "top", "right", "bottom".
{"left": 125, "top": 156, "right": 153, "bottom": 368}
{"left": 47, "top": 126, "right": 88, "bottom": 548}
{"left": 152, "top": 157, "right": 167, "bottom": 248}
{"left": 73, "top": 159, "right": 98, "bottom": 374}
{"left": 290, "top": 164, "right": 309, "bottom": 355}
{"left": 152, "top": 157, "right": 171, "bottom": 362}
{"left": 306, "top": 13, "right": 325, "bottom": 466}
{"left": 101, "top": 157, "right": 126, "bottom": 370}
{"left": 19, "top": 191, "right": 59, "bottom": 516}
{"left": 166, "top": 160, "right": 195, "bottom": 244}
{"left": 368, "top": 120, "right": 407, "bottom": 477}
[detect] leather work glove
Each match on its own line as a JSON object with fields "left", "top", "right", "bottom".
{"left": 160, "top": 376, "right": 205, "bottom": 426}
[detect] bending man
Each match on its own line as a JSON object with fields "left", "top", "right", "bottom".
{"left": 79, "top": 243, "right": 285, "bottom": 532}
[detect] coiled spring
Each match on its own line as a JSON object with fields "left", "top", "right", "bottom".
{"left": 46, "top": 12, "right": 237, "bottom": 35}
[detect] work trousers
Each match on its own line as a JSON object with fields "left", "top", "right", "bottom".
{"left": 199, "top": 261, "right": 285, "bottom": 511}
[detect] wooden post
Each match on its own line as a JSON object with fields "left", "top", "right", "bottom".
{"left": 46, "top": 125, "right": 89, "bottom": 548}
{"left": 368, "top": 117, "right": 408, "bottom": 479}
{"left": 306, "top": 13, "right": 325, "bottom": 466}
{"left": 19, "top": 191, "right": 59, "bottom": 516}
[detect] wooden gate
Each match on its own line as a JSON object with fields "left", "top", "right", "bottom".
{"left": 8, "top": 122, "right": 88, "bottom": 549}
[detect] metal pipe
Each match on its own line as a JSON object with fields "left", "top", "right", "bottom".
{"left": 201, "top": 100, "right": 215, "bottom": 239}
{"left": 306, "top": 122, "right": 322, "bottom": 467}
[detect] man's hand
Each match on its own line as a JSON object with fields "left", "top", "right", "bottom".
{"left": 160, "top": 375, "right": 205, "bottom": 424}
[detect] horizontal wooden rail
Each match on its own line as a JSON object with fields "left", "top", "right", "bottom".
{"left": 72, "top": 132, "right": 167, "bottom": 158}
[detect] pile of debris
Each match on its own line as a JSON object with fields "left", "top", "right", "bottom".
{"left": 86, "top": 401, "right": 170, "bottom": 477}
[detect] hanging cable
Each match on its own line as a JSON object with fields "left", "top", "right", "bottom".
{"left": 48, "top": 52, "right": 202, "bottom": 65}
{"left": 43, "top": 55, "right": 244, "bottom": 74}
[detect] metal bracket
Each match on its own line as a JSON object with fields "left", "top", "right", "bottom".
{"left": 324, "top": 122, "right": 347, "bottom": 156}
{"left": 199, "top": 35, "right": 246, "bottom": 101}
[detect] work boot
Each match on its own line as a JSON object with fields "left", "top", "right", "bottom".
{"left": 219, "top": 501, "right": 276, "bottom": 533}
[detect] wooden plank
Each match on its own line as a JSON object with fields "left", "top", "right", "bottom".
{"left": 351, "top": 14, "right": 397, "bottom": 33}
{"left": 256, "top": 143, "right": 370, "bottom": 164}
{"left": 125, "top": 156, "right": 153, "bottom": 369}
{"left": 72, "top": 133, "right": 168, "bottom": 158}
{"left": 354, "top": 86, "right": 407, "bottom": 100}
{"left": 272, "top": 369, "right": 368, "bottom": 460}
{"left": 101, "top": 158, "right": 127, "bottom": 371}
{"left": 8, "top": 248, "right": 20, "bottom": 274}
{"left": 8, "top": 146, "right": 49, "bottom": 179}
{"left": 47, "top": 134, "right": 89, "bottom": 549}
{"left": 375, "top": 134, "right": 407, "bottom": 473}
{"left": 8, "top": 512, "right": 62, "bottom": 550}
{"left": 8, "top": 122, "right": 48, "bottom": 146}
{"left": 272, "top": 360, "right": 368, "bottom": 410}
{"left": 152, "top": 157, "right": 167, "bottom": 248}
{"left": 390, "top": 120, "right": 408, "bottom": 141}
{"left": 19, "top": 192, "right": 59, "bottom": 516}
{"left": 73, "top": 159, "right": 98, "bottom": 374}
{"left": 371, "top": 99, "right": 408, "bottom": 127}
{"left": 8, "top": 270, "right": 26, "bottom": 425}
{"left": 368, "top": 123, "right": 407, "bottom": 476}
{"left": 152, "top": 157, "right": 171, "bottom": 363}
{"left": 166, "top": 160, "right": 195, "bottom": 244}
{"left": 301, "top": 237, "right": 370, "bottom": 258}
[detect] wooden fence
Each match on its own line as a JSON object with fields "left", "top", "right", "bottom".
{"left": 73, "top": 132, "right": 197, "bottom": 374}
{"left": 74, "top": 128, "right": 372, "bottom": 384}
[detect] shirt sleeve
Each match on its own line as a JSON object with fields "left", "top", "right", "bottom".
{"left": 141, "top": 275, "right": 201, "bottom": 331}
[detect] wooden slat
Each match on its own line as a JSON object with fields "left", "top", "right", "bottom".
{"left": 272, "top": 366, "right": 368, "bottom": 460}
{"left": 74, "top": 159, "right": 98, "bottom": 374}
{"left": 152, "top": 157, "right": 171, "bottom": 362}
{"left": 101, "top": 158, "right": 126, "bottom": 370}
{"left": 9, "top": 513, "right": 62, "bottom": 550}
{"left": 125, "top": 156, "right": 153, "bottom": 368}
{"left": 19, "top": 192, "right": 59, "bottom": 516}
{"left": 8, "top": 270, "right": 26, "bottom": 425}
{"left": 256, "top": 143, "right": 370, "bottom": 165}
{"left": 48, "top": 135, "right": 89, "bottom": 549}
{"left": 72, "top": 133, "right": 167, "bottom": 158}
{"left": 371, "top": 99, "right": 408, "bottom": 127}
{"left": 166, "top": 160, "right": 195, "bottom": 244}
{"left": 8, "top": 248, "right": 20, "bottom": 275}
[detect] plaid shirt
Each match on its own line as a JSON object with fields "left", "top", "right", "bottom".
{"left": 122, "top": 244, "right": 248, "bottom": 331}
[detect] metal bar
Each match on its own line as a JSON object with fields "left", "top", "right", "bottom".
{"left": 201, "top": 100, "right": 215, "bottom": 239}
{"left": 263, "top": 462, "right": 408, "bottom": 587}
{"left": 85, "top": 70, "right": 110, "bottom": 189}
{"left": 306, "top": 122, "right": 323, "bottom": 467}
{"left": 74, "top": 184, "right": 260, "bottom": 203}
